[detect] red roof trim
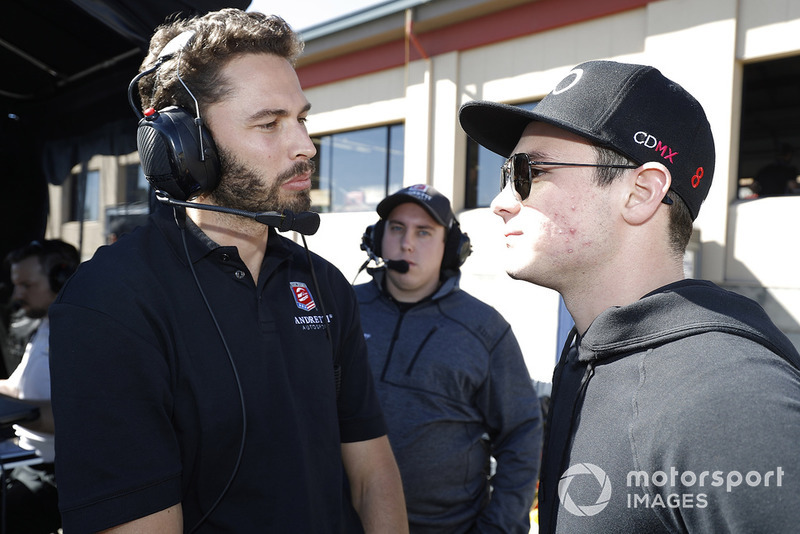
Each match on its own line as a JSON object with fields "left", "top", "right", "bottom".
{"left": 297, "top": 0, "right": 650, "bottom": 88}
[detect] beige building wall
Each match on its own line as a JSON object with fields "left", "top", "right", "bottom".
{"left": 47, "top": 154, "right": 114, "bottom": 261}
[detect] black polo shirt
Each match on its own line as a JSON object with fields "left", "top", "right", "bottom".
{"left": 50, "top": 204, "right": 386, "bottom": 533}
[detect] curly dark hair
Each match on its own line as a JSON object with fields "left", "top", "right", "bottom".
{"left": 137, "top": 9, "right": 303, "bottom": 114}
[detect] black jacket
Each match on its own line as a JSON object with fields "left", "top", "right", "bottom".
{"left": 539, "top": 279, "right": 800, "bottom": 533}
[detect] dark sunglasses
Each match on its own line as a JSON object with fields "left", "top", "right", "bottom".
{"left": 501, "top": 152, "right": 673, "bottom": 205}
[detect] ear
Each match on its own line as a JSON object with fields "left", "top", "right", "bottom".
{"left": 621, "top": 162, "right": 671, "bottom": 225}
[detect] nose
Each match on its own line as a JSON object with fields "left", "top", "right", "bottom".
{"left": 292, "top": 121, "right": 317, "bottom": 160}
{"left": 400, "top": 231, "right": 415, "bottom": 251}
{"left": 11, "top": 285, "right": 24, "bottom": 302}
{"left": 491, "top": 182, "right": 521, "bottom": 223}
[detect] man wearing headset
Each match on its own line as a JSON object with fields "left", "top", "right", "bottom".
{"left": 0, "top": 239, "right": 78, "bottom": 534}
{"left": 355, "top": 184, "right": 542, "bottom": 533}
{"left": 49, "top": 9, "right": 406, "bottom": 533}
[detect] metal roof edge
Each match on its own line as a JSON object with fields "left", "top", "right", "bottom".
{"left": 299, "top": 0, "right": 431, "bottom": 41}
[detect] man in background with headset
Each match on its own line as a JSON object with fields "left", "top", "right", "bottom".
{"left": 1, "top": 239, "right": 79, "bottom": 534}
{"left": 354, "top": 184, "right": 542, "bottom": 533}
{"left": 49, "top": 9, "right": 406, "bottom": 533}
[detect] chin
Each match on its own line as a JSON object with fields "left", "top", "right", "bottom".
{"left": 282, "top": 189, "right": 311, "bottom": 213}
{"left": 502, "top": 250, "right": 530, "bottom": 275}
{"left": 24, "top": 308, "right": 48, "bottom": 320}
{"left": 506, "top": 267, "right": 529, "bottom": 283}
{"left": 504, "top": 254, "right": 542, "bottom": 285}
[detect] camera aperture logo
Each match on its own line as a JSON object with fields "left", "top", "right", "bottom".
{"left": 558, "top": 463, "right": 612, "bottom": 516}
{"left": 558, "top": 463, "right": 785, "bottom": 517}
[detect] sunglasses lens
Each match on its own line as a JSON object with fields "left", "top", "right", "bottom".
{"left": 512, "top": 153, "right": 530, "bottom": 200}
{"left": 501, "top": 154, "right": 532, "bottom": 200}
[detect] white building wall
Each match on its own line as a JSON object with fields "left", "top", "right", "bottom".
{"left": 299, "top": 0, "right": 800, "bottom": 381}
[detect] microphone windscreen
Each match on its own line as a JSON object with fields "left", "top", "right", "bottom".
{"left": 386, "top": 260, "right": 409, "bottom": 273}
{"left": 291, "top": 211, "right": 321, "bottom": 236}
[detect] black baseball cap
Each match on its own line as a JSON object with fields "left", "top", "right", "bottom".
{"left": 459, "top": 60, "right": 715, "bottom": 220}
{"left": 377, "top": 184, "right": 454, "bottom": 228}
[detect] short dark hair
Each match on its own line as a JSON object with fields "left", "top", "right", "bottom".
{"left": 138, "top": 9, "right": 304, "bottom": 113}
{"left": 592, "top": 146, "right": 694, "bottom": 257}
{"left": 5, "top": 239, "right": 80, "bottom": 279}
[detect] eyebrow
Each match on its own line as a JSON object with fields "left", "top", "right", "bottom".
{"left": 246, "top": 102, "right": 312, "bottom": 122}
{"left": 523, "top": 150, "right": 554, "bottom": 161}
{"left": 388, "top": 219, "right": 437, "bottom": 232}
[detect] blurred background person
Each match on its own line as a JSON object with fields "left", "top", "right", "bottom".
{"left": 0, "top": 239, "right": 79, "bottom": 534}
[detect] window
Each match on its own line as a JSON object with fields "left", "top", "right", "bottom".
{"left": 737, "top": 55, "right": 800, "bottom": 199}
{"left": 465, "top": 101, "right": 536, "bottom": 208}
{"left": 106, "top": 161, "right": 150, "bottom": 243}
{"left": 121, "top": 162, "right": 149, "bottom": 204}
{"left": 311, "top": 124, "right": 404, "bottom": 212}
{"left": 66, "top": 169, "right": 100, "bottom": 222}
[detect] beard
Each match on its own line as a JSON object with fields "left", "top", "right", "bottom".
{"left": 209, "top": 146, "right": 314, "bottom": 214}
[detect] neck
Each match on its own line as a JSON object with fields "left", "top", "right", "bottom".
{"left": 563, "top": 252, "right": 685, "bottom": 334}
{"left": 383, "top": 272, "right": 441, "bottom": 304}
{"left": 385, "top": 282, "right": 439, "bottom": 304}
{"left": 187, "top": 206, "right": 269, "bottom": 283}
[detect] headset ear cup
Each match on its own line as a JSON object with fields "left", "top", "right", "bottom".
{"left": 443, "top": 223, "right": 472, "bottom": 271}
{"left": 137, "top": 106, "right": 220, "bottom": 201}
{"left": 364, "top": 220, "right": 384, "bottom": 259}
{"left": 456, "top": 231, "right": 472, "bottom": 267}
{"left": 48, "top": 262, "right": 76, "bottom": 294}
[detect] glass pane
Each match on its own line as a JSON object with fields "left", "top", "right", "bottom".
{"left": 737, "top": 55, "right": 800, "bottom": 199}
{"left": 124, "top": 164, "right": 149, "bottom": 204}
{"left": 330, "top": 127, "right": 388, "bottom": 212}
{"left": 68, "top": 171, "right": 100, "bottom": 222}
{"left": 475, "top": 146, "right": 504, "bottom": 208}
{"left": 388, "top": 123, "right": 405, "bottom": 194}
{"left": 311, "top": 136, "right": 333, "bottom": 212}
{"left": 311, "top": 123, "right": 405, "bottom": 213}
{"left": 84, "top": 170, "right": 100, "bottom": 221}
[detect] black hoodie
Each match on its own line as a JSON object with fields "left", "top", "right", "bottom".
{"left": 539, "top": 279, "right": 800, "bottom": 533}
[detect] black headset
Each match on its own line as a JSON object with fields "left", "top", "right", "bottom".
{"left": 15, "top": 240, "right": 79, "bottom": 294}
{"left": 128, "top": 31, "right": 220, "bottom": 201}
{"left": 48, "top": 261, "right": 76, "bottom": 294}
{"left": 136, "top": 106, "right": 220, "bottom": 201}
{"left": 361, "top": 217, "right": 472, "bottom": 272}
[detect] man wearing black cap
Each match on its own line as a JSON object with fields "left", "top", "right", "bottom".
{"left": 355, "top": 184, "right": 543, "bottom": 533}
{"left": 459, "top": 60, "right": 800, "bottom": 533}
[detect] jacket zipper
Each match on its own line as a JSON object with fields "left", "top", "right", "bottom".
{"left": 381, "top": 310, "right": 406, "bottom": 381}
{"left": 405, "top": 326, "right": 438, "bottom": 375}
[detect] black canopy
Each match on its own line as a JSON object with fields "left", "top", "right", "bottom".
{"left": 0, "top": 0, "right": 247, "bottom": 259}
{"left": 0, "top": 0, "right": 249, "bottom": 311}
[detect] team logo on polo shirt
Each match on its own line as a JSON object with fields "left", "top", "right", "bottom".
{"left": 290, "top": 282, "right": 317, "bottom": 311}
